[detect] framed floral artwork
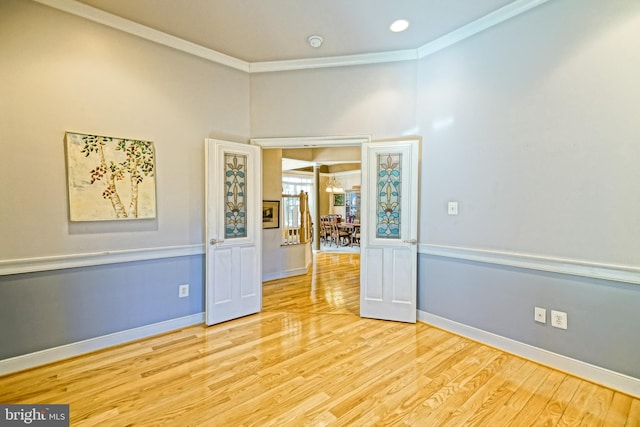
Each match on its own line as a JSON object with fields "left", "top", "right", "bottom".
{"left": 65, "top": 131, "right": 156, "bottom": 221}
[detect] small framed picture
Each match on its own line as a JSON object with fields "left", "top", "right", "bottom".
{"left": 262, "top": 200, "right": 280, "bottom": 229}
{"left": 333, "top": 193, "right": 345, "bottom": 206}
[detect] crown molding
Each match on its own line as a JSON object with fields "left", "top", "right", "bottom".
{"left": 251, "top": 135, "right": 371, "bottom": 148}
{"left": 417, "top": 0, "right": 552, "bottom": 58}
{"left": 32, "top": 0, "right": 250, "bottom": 72}
{"left": 33, "top": 0, "right": 551, "bottom": 73}
{"left": 249, "top": 49, "right": 418, "bottom": 73}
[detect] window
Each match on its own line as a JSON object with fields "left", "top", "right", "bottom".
{"left": 282, "top": 174, "right": 314, "bottom": 244}
{"left": 282, "top": 175, "right": 313, "bottom": 197}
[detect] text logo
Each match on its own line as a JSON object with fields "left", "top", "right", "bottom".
{"left": 0, "top": 405, "right": 69, "bottom": 426}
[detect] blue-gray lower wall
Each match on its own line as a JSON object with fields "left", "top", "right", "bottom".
{"left": 0, "top": 255, "right": 204, "bottom": 360}
{"left": 4, "top": 251, "right": 638, "bottom": 385}
{"left": 417, "top": 254, "right": 640, "bottom": 380}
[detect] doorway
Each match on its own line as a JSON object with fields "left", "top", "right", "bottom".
{"left": 252, "top": 135, "right": 369, "bottom": 263}
{"left": 206, "top": 135, "right": 420, "bottom": 325}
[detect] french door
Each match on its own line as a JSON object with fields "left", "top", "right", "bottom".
{"left": 360, "top": 138, "right": 420, "bottom": 323}
{"left": 205, "top": 139, "right": 262, "bottom": 326}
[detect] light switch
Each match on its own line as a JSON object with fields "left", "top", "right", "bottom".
{"left": 447, "top": 201, "right": 459, "bottom": 215}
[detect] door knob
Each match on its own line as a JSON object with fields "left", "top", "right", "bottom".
{"left": 210, "top": 239, "right": 224, "bottom": 245}
{"left": 403, "top": 239, "right": 418, "bottom": 244}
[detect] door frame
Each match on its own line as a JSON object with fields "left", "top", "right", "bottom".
{"left": 250, "top": 134, "right": 420, "bottom": 321}
{"left": 251, "top": 134, "right": 371, "bottom": 259}
{"left": 251, "top": 135, "right": 371, "bottom": 149}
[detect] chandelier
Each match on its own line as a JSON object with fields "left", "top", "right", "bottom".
{"left": 325, "top": 176, "right": 344, "bottom": 193}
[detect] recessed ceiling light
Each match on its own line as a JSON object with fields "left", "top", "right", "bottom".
{"left": 390, "top": 19, "right": 410, "bottom": 33}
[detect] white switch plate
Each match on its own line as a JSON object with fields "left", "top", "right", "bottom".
{"left": 551, "top": 310, "right": 567, "bottom": 330}
{"left": 178, "top": 284, "right": 189, "bottom": 298}
{"left": 447, "top": 201, "right": 459, "bottom": 215}
{"left": 534, "top": 307, "right": 546, "bottom": 324}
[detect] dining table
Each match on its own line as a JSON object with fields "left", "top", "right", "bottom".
{"left": 337, "top": 222, "right": 360, "bottom": 246}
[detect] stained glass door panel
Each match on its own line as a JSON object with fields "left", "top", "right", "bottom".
{"left": 224, "top": 153, "right": 247, "bottom": 239}
{"left": 376, "top": 153, "right": 402, "bottom": 239}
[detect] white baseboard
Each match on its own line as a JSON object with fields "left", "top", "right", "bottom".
{"left": 262, "top": 257, "right": 313, "bottom": 282}
{"left": 418, "top": 310, "right": 640, "bottom": 398}
{"left": 262, "top": 266, "right": 310, "bottom": 282}
{"left": 0, "top": 313, "right": 204, "bottom": 376}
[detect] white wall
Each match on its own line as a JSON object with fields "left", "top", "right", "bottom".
{"left": 416, "top": 0, "right": 640, "bottom": 380}
{"left": 0, "top": 0, "right": 250, "bottom": 260}
{"left": 0, "top": 0, "right": 248, "bottom": 362}
{"left": 250, "top": 62, "right": 417, "bottom": 139}
{"left": 416, "top": 0, "right": 640, "bottom": 266}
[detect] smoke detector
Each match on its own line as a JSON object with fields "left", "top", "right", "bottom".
{"left": 308, "top": 35, "right": 323, "bottom": 48}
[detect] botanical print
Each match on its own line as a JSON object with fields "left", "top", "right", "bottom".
{"left": 65, "top": 132, "right": 156, "bottom": 221}
{"left": 376, "top": 153, "right": 402, "bottom": 238}
{"left": 224, "top": 152, "right": 247, "bottom": 238}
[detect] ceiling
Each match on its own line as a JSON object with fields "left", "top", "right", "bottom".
{"left": 73, "top": 0, "right": 517, "bottom": 63}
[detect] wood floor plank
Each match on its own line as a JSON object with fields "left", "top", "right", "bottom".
{"left": 601, "top": 392, "right": 632, "bottom": 427}
{"left": 558, "top": 380, "right": 601, "bottom": 426}
{"left": 626, "top": 398, "right": 640, "bottom": 426}
{"left": 1, "top": 252, "right": 638, "bottom": 426}
{"left": 377, "top": 345, "right": 503, "bottom": 425}
{"left": 421, "top": 351, "right": 511, "bottom": 424}
{"left": 332, "top": 340, "right": 487, "bottom": 424}
{"left": 580, "top": 385, "right": 615, "bottom": 426}
{"left": 483, "top": 362, "right": 555, "bottom": 424}
{"left": 509, "top": 369, "right": 566, "bottom": 426}
{"left": 534, "top": 374, "right": 583, "bottom": 426}
{"left": 438, "top": 354, "right": 529, "bottom": 426}
{"left": 462, "top": 360, "right": 541, "bottom": 426}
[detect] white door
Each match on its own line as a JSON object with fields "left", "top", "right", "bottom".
{"left": 360, "top": 138, "right": 420, "bottom": 323}
{"left": 205, "top": 139, "right": 262, "bottom": 326}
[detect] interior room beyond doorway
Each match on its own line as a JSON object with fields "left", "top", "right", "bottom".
{"left": 255, "top": 135, "right": 368, "bottom": 282}
{"left": 282, "top": 150, "right": 361, "bottom": 254}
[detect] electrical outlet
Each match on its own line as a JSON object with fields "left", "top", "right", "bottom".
{"left": 178, "top": 284, "right": 189, "bottom": 298}
{"left": 447, "top": 201, "right": 459, "bottom": 215}
{"left": 551, "top": 310, "right": 567, "bottom": 330}
{"left": 534, "top": 307, "right": 546, "bottom": 324}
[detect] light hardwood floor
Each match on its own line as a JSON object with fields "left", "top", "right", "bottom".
{"left": 1, "top": 252, "right": 638, "bottom": 426}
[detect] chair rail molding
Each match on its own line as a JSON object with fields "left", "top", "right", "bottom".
{"left": 0, "top": 244, "right": 205, "bottom": 276}
{"left": 419, "top": 244, "right": 640, "bottom": 286}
